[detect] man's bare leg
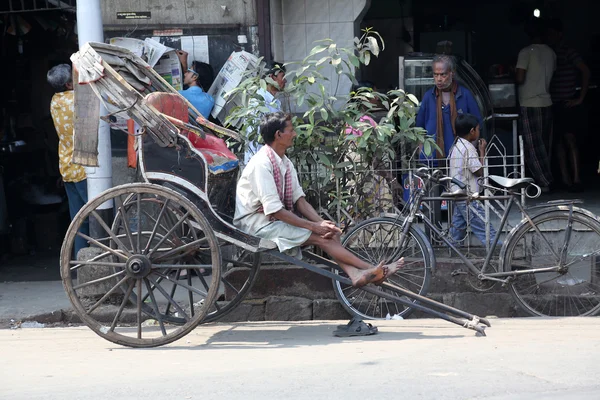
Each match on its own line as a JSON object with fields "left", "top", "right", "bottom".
{"left": 305, "top": 233, "right": 403, "bottom": 287}
{"left": 565, "top": 132, "right": 581, "bottom": 184}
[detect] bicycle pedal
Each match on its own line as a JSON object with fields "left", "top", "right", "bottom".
{"left": 451, "top": 269, "right": 468, "bottom": 276}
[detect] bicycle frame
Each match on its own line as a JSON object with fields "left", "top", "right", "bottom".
{"left": 400, "top": 183, "right": 573, "bottom": 284}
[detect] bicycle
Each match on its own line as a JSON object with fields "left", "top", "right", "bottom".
{"left": 334, "top": 167, "right": 600, "bottom": 319}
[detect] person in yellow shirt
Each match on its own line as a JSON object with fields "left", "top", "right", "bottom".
{"left": 47, "top": 64, "right": 88, "bottom": 257}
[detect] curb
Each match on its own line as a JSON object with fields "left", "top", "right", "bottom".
{"left": 1, "top": 291, "right": 527, "bottom": 329}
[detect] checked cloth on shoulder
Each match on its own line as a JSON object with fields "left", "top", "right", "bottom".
{"left": 257, "top": 145, "right": 294, "bottom": 218}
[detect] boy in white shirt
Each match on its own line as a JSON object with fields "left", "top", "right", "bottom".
{"left": 448, "top": 113, "right": 499, "bottom": 245}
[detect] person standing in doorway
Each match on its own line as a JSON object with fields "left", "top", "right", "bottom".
{"left": 416, "top": 54, "right": 482, "bottom": 163}
{"left": 47, "top": 64, "right": 88, "bottom": 257}
{"left": 515, "top": 18, "right": 556, "bottom": 192}
{"left": 547, "top": 18, "right": 591, "bottom": 193}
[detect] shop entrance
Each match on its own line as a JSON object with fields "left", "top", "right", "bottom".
{"left": 1, "top": 3, "right": 78, "bottom": 279}
{"left": 359, "top": 0, "right": 599, "bottom": 194}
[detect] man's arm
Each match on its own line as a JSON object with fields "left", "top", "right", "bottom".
{"left": 270, "top": 205, "right": 341, "bottom": 238}
{"left": 515, "top": 68, "right": 526, "bottom": 85}
{"left": 176, "top": 50, "right": 189, "bottom": 71}
{"left": 295, "top": 197, "right": 323, "bottom": 223}
{"left": 468, "top": 139, "right": 487, "bottom": 177}
{"left": 515, "top": 48, "right": 528, "bottom": 85}
{"left": 464, "top": 89, "right": 483, "bottom": 126}
{"left": 415, "top": 95, "right": 427, "bottom": 129}
{"left": 567, "top": 60, "right": 591, "bottom": 107}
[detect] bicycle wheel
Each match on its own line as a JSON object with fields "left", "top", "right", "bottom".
{"left": 334, "top": 217, "right": 434, "bottom": 320}
{"left": 61, "top": 184, "right": 221, "bottom": 348}
{"left": 502, "top": 209, "right": 600, "bottom": 317}
{"left": 202, "top": 244, "right": 261, "bottom": 323}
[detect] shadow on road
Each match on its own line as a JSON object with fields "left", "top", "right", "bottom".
{"left": 109, "top": 321, "right": 467, "bottom": 351}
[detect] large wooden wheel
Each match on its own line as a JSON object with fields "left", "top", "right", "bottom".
{"left": 203, "top": 244, "right": 261, "bottom": 323}
{"left": 60, "top": 184, "right": 221, "bottom": 348}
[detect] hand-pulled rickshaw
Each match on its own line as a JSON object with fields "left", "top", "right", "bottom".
{"left": 62, "top": 43, "right": 490, "bottom": 348}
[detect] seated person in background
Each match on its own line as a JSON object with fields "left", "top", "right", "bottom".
{"left": 448, "top": 113, "right": 499, "bottom": 246}
{"left": 176, "top": 50, "right": 215, "bottom": 118}
{"left": 345, "top": 81, "right": 395, "bottom": 216}
{"left": 234, "top": 112, "right": 403, "bottom": 288}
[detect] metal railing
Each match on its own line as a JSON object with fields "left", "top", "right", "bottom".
{"left": 1, "top": 0, "right": 76, "bottom": 14}
{"left": 296, "top": 135, "right": 526, "bottom": 253}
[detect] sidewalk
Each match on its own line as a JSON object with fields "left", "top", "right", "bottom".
{"left": 0, "top": 251, "right": 69, "bottom": 328}
{"left": 0, "top": 281, "right": 72, "bottom": 328}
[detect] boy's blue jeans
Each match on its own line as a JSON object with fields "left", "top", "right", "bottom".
{"left": 65, "top": 180, "right": 89, "bottom": 258}
{"left": 450, "top": 201, "right": 500, "bottom": 246}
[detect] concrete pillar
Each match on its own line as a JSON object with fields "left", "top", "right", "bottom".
{"left": 77, "top": 0, "right": 114, "bottom": 238}
{"left": 77, "top": 0, "right": 113, "bottom": 211}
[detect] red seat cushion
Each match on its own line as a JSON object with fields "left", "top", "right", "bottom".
{"left": 145, "top": 92, "right": 238, "bottom": 173}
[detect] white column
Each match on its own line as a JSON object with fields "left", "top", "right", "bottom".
{"left": 77, "top": 0, "right": 113, "bottom": 206}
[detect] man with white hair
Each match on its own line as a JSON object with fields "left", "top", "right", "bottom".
{"left": 47, "top": 63, "right": 88, "bottom": 257}
{"left": 416, "top": 54, "right": 482, "bottom": 162}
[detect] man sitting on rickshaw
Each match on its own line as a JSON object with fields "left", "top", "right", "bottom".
{"left": 233, "top": 112, "right": 403, "bottom": 288}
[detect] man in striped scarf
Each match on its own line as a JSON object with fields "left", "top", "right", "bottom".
{"left": 234, "top": 112, "right": 403, "bottom": 288}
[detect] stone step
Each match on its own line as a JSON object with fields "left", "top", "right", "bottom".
{"left": 216, "top": 292, "right": 528, "bottom": 323}
{"left": 226, "top": 256, "right": 509, "bottom": 302}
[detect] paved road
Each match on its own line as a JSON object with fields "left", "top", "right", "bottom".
{"left": 1, "top": 318, "right": 599, "bottom": 400}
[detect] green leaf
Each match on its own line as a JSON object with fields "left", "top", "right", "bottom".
{"left": 407, "top": 93, "right": 419, "bottom": 105}
{"left": 316, "top": 56, "right": 330, "bottom": 66}
{"left": 318, "top": 152, "right": 331, "bottom": 166}
{"left": 320, "top": 108, "right": 329, "bottom": 121}
{"left": 367, "top": 36, "right": 380, "bottom": 57}
{"left": 348, "top": 54, "right": 360, "bottom": 68}
{"left": 309, "top": 44, "right": 329, "bottom": 56}
{"left": 424, "top": 141, "right": 432, "bottom": 156}
{"left": 313, "top": 38, "right": 334, "bottom": 44}
{"left": 364, "top": 52, "right": 371, "bottom": 66}
{"left": 307, "top": 76, "right": 316, "bottom": 84}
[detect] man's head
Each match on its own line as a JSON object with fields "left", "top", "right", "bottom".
{"left": 260, "top": 112, "right": 295, "bottom": 146}
{"left": 524, "top": 17, "right": 546, "bottom": 41}
{"left": 184, "top": 61, "right": 215, "bottom": 90}
{"left": 264, "top": 61, "right": 287, "bottom": 92}
{"left": 546, "top": 18, "right": 564, "bottom": 46}
{"left": 455, "top": 113, "right": 480, "bottom": 140}
{"left": 47, "top": 64, "right": 73, "bottom": 91}
{"left": 432, "top": 55, "right": 455, "bottom": 91}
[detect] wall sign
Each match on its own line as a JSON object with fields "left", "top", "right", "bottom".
{"left": 116, "top": 12, "right": 151, "bottom": 20}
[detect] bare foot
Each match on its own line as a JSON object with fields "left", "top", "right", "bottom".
{"left": 373, "top": 258, "right": 404, "bottom": 285}
{"left": 351, "top": 262, "right": 386, "bottom": 288}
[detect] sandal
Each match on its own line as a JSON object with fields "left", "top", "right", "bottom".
{"left": 333, "top": 318, "right": 378, "bottom": 337}
{"left": 168, "top": 269, "right": 192, "bottom": 280}
{"left": 169, "top": 268, "right": 211, "bottom": 280}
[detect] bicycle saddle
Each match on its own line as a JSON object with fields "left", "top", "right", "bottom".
{"left": 441, "top": 188, "right": 468, "bottom": 198}
{"left": 488, "top": 175, "right": 534, "bottom": 190}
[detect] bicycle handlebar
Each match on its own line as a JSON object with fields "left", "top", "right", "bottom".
{"left": 414, "top": 167, "right": 467, "bottom": 190}
{"left": 415, "top": 167, "right": 542, "bottom": 199}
